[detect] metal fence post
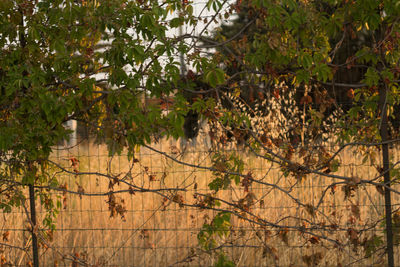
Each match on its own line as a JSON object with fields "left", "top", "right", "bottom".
{"left": 379, "top": 83, "right": 394, "bottom": 267}
{"left": 29, "top": 184, "right": 39, "bottom": 267}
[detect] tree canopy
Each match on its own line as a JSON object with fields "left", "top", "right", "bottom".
{"left": 203, "top": 0, "right": 400, "bottom": 145}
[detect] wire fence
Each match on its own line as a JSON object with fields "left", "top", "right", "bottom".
{"left": 1, "top": 1, "right": 400, "bottom": 266}
{"left": 1, "top": 133, "right": 400, "bottom": 266}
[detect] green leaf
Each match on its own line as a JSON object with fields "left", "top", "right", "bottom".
{"left": 141, "top": 13, "right": 155, "bottom": 27}
{"left": 205, "top": 68, "right": 225, "bottom": 87}
{"left": 364, "top": 68, "right": 380, "bottom": 87}
{"left": 170, "top": 17, "right": 184, "bottom": 28}
{"left": 215, "top": 253, "right": 235, "bottom": 267}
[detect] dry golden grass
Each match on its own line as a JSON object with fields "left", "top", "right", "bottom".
{"left": 1, "top": 138, "right": 400, "bottom": 266}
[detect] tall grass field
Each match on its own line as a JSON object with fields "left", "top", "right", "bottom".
{"left": 1, "top": 138, "right": 399, "bottom": 266}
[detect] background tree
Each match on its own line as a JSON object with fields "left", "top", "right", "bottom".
{"left": 199, "top": 0, "right": 400, "bottom": 145}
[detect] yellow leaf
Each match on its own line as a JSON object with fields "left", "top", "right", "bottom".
{"left": 233, "top": 87, "right": 240, "bottom": 98}
{"left": 135, "top": 145, "right": 141, "bottom": 153}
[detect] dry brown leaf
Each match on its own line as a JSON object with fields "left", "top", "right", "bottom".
{"left": 2, "top": 231, "right": 9, "bottom": 242}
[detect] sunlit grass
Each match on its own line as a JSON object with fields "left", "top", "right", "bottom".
{"left": 1, "top": 138, "right": 399, "bottom": 266}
